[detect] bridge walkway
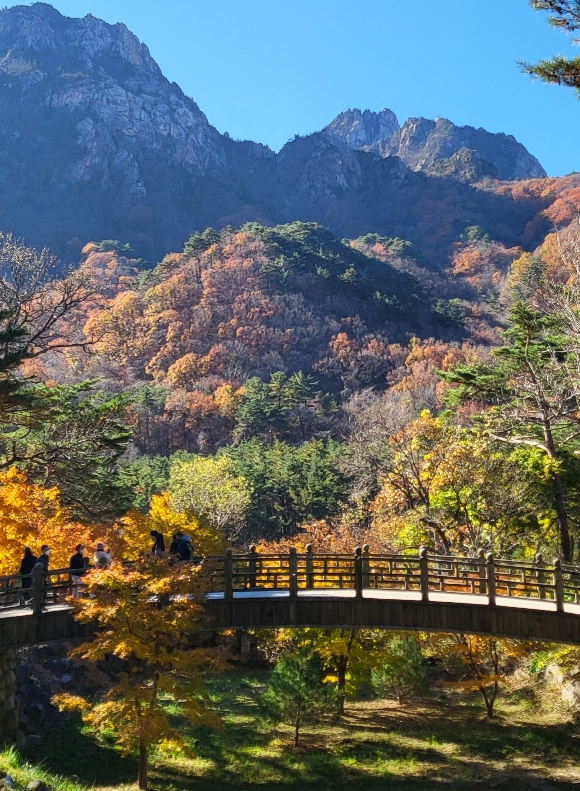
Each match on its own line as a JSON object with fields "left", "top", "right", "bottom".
{"left": 2, "top": 547, "right": 580, "bottom": 646}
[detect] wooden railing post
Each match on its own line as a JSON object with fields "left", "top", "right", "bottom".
{"left": 553, "top": 558, "right": 564, "bottom": 612}
{"left": 362, "top": 544, "right": 370, "bottom": 589}
{"left": 354, "top": 547, "right": 363, "bottom": 598}
{"left": 224, "top": 548, "right": 233, "bottom": 600}
{"left": 305, "top": 544, "right": 314, "bottom": 590}
{"left": 32, "top": 566, "right": 44, "bottom": 616}
{"left": 486, "top": 552, "right": 496, "bottom": 606}
{"left": 477, "top": 549, "right": 487, "bottom": 594}
{"left": 534, "top": 553, "right": 546, "bottom": 600}
{"left": 248, "top": 544, "right": 257, "bottom": 589}
{"left": 289, "top": 547, "right": 298, "bottom": 598}
{"left": 419, "top": 546, "right": 429, "bottom": 602}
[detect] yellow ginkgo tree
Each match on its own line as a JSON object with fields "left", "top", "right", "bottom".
{"left": 55, "top": 556, "right": 222, "bottom": 790}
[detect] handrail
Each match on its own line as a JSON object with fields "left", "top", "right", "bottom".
{"left": 203, "top": 547, "right": 580, "bottom": 609}
{"left": 2, "top": 548, "right": 580, "bottom": 616}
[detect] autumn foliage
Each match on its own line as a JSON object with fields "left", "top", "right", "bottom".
{"left": 55, "top": 556, "right": 222, "bottom": 789}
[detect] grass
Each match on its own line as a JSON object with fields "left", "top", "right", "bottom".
{"left": 1, "top": 671, "right": 580, "bottom": 790}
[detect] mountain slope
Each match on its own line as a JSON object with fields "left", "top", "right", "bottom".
{"left": 0, "top": 3, "right": 560, "bottom": 264}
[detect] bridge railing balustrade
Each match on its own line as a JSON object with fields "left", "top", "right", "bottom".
{"left": 424, "top": 555, "right": 486, "bottom": 595}
{"left": 43, "top": 568, "right": 77, "bottom": 600}
{"left": 0, "top": 572, "right": 31, "bottom": 610}
{"left": 492, "top": 558, "right": 556, "bottom": 601}
{"left": 205, "top": 551, "right": 359, "bottom": 593}
{"left": 364, "top": 554, "right": 421, "bottom": 591}
{"left": 0, "top": 566, "right": 77, "bottom": 614}
{"left": 3, "top": 551, "right": 580, "bottom": 614}
{"left": 206, "top": 549, "right": 578, "bottom": 608}
{"left": 297, "top": 553, "right": 355, "bottom": 589}
{"left": 560, "top": 564, "right": 580, "bottom": 603}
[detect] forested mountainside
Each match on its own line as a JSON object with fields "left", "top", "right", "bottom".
{"left": 17, "top": 206, "right": 577, "bottom": 547}
{"left": 0, "top": 2, "right": 565, "bottom": 264}
{"left": 30, "top": 218, "right": 533, "bottom": 458}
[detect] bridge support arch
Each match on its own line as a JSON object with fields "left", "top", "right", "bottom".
{"left": 204, "top": 594, "right": 580, "bottom": 645}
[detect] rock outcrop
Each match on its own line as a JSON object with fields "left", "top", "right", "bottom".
{"left": 325, "top": 109, "right": 546, "bottom": 182}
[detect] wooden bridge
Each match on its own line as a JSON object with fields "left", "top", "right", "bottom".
{"left": 3, "top": 547, "right": 580, "bottom": 647}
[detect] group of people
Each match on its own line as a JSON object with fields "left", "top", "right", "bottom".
{"left": 18, "top": 542, "right": 113, "bottom": 600}
{"left": 16, "top": 532, "right": 195, "bottom": 603}
{"left": 150, "top": 530, "right": 195, "bottom": 560}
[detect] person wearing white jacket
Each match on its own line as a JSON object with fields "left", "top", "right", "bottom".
{"left": 93, "top": 542, "right": 112, "bottom": 568}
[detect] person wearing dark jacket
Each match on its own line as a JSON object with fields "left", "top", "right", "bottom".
{"left": 169, "top": 533, "right": 180, "bottom": 555}
{"left": 36, "top": 545, "right": 50, "bottom": 572}
{"left": 150, "top": 530, "right": 166, "bottom": 555}
{"left": 18, "top": 546, "right": 36, "bottom": 602}
{"left": 69, "top": 544, "right": 86, "bottom": 599}
{"left": 177, "top": 534, "right": 192, "bottom": 560}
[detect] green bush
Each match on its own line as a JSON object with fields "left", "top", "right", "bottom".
{"left": 371, "top": 637, "right": 430, "bottom": 703}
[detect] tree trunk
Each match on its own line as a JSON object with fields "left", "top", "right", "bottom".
{"left": 336, "top": 629, "right": 357, "bottom": 716}
{"left": 543, "top": 421, "right": 572, "bottom": 562}
{"left": 138, "top": 739, "right": 148, "bottom": 790}
{"left": 478, "top": 680, "right": 498, "bottom": 719}
{"left": 336, "top": 656, "right": 347, "bottom": 716}
{"left": 551, "top": 470, "right": 572, "bottom": 562}
{"left": 294, "top": 716, "right": 300, "bottom": 747}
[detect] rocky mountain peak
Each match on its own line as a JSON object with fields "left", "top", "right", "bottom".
{"left": 325, "top": 107, "right": 546, "bottom": 182}
{"left": 326, "top": 108, "right": 399, "bottom": 150}
{"left": 0, "top": 4, "right": 156, "bottom": 71}
{"left": 0, "top": 3, "right": 230, "bottom": 188}
{"left": 0, "top": 3, "right": 556, "bottom": 264}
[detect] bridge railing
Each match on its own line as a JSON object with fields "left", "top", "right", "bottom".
{"left": 0, "top": 571, "right": 32, "bottom": 611}
{"left": 3, "top": 549, "right": 580, "bottom": 617}
{"left": 204, "top": 546, "right": 580, "bottom": 612}
{"left": 561, "top": 564, "right": 580, "bottom": 603}
{"left": 0, "top": 566, "right": 79, "bottom": 615}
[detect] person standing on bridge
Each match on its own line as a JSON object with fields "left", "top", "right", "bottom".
{"left": 177, "top": 533, "right": 192, "bottom": 561}
{"left": 36, "top": 545, "right": 50, "bottom": 572}
{"left": 169, "top": 533, "right": 180, "bottom": 556}
{"left": 150, "top": 530, "right": 166, "bottom": 556}
{"left": 69, "top": 544, "right": 87, "bottom": 599}
{"left": 18, "top": 546, "right": 36, "bottom": 603}
{"left": 94, "top": 542, "right": 112, "bottom": 568}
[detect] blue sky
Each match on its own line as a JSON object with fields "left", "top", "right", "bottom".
{"left": 32, "top": 0, "right": 580, "bottom": 176}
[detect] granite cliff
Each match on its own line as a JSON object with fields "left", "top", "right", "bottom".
{"left": 0, "top": 4, "right": 554, "bottom": 261}
{"left": 325, "top": 109, "right": 546, "bottom": 182}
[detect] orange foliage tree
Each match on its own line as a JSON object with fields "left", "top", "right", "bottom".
{"left": 0, "top": 467, "right": 98, "bottom": 575}
{"left": 427, "top": 633, "right": 535, "bottom": 718}
{"left": 55, "top": 557, "right": 222, "bottom": 790}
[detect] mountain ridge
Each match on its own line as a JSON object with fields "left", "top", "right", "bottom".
{"left": 325, "top": 108, "right": 546, "bottom": 182}
{"left": 0, "top": 3, "right": 560, "bottom": 262}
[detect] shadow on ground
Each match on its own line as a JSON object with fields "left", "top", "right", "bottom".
{"left": 25, "top": 718, "right": 135, "bottom": 786}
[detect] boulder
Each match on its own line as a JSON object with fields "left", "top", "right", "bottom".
{"left": 26, "top": 781, "right": 49, "bottom": 791}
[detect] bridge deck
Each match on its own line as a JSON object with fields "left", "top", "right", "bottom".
{"left": 1, "top": 587, "right": 577, "bottom": 621}
{"left": 3, "top": 549, "right": 580, "bottom": 646}
{"left": 206, "top": 587, "right": 580, "bottom": 613}
{"left": 0, "top": 603, "right": 73, "bottom": 620}
{"left": 204, "top": 587, "right": 580, "bottom": 644}
{"left": 206, "top": 588, "right": 580, "bottom": 615}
